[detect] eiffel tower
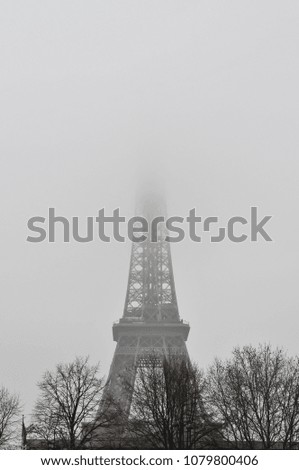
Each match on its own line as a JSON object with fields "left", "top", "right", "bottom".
{"left": 101, "top": 195, "right": 190, "bottom": 417}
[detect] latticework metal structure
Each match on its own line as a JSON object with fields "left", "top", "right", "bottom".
{"left": 100, "top": 196, "right": 190, "bottom": 416}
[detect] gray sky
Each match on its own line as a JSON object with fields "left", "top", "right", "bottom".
{"left": 1, "top": 1, "right": 299, "bottom": 416}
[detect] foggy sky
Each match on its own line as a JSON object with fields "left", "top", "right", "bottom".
{"left": 1, "top": 1, "right": 299, "bottom": 417}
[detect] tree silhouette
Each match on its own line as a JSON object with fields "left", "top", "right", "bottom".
{"left": 207, "top": 344, "right": 299, "bottom": 449}
{"left": 0, "top": 386, "right": 21, "bottom": 448}
{"left": 123, "top": 352, "right": 219, "bottom": 449}
{"left": 31, "top": 357, "right": 119, "bottom": 449}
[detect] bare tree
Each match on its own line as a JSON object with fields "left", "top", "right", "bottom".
{"left": 123, "top": 352, "right": 219, "bottom": 449}
{"left": 0, "top": 387, "right": 21, "bottom": 449}
{"left": 30, "top": 394, "right": 64, "bottom": 449}
{"left": 31, "top": 357, "right": 119, "bottom": 449}
{"left": 207, "top": 344, "right": 299, "bottom": 449}
{"left": 278, "top": 357, "right": 299, "bottom": 449}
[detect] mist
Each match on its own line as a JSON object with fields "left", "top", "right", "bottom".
{"left": 1, "top": 0, "right": 299, "bottom": 416}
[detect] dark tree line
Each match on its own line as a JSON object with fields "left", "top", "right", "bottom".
{"left": 120, "top": 345, "right": 299, "bottom": 449}
{"left": 12, "top": 344, "right": 299, "bottom": 449}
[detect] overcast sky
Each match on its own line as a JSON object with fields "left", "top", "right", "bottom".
{"left": 1, "top": 1, "right": 299, "bottom": 417}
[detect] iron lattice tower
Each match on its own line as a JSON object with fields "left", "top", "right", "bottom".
{"left": 102, "top": 196, "right": 190, "bottom": 416}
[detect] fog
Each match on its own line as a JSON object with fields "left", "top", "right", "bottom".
{"left": 1, "top": 1, "right": 299, "bottom": 416}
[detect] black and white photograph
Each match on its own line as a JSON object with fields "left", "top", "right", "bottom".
{"left": 1, "top": 1, "right": 299, "bottom": 468}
